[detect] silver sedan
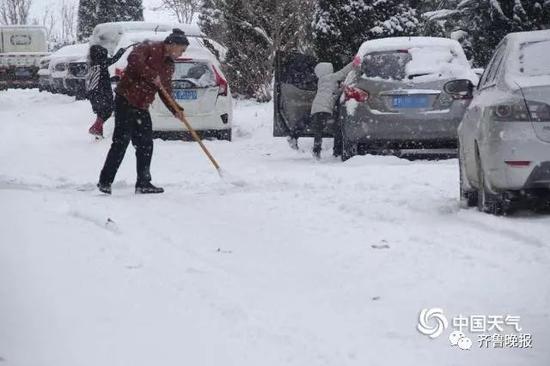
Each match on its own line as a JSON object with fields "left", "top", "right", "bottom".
{"left": 446, "top": 30, "right": 550, "bottom": 215}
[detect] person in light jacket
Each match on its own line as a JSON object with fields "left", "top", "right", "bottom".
{"left": 309, "top": 61, "right": 353, "bottom": 159}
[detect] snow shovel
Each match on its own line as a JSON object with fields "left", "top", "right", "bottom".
{"left": 157, "top": 85, "right": 245, "bottom": 187}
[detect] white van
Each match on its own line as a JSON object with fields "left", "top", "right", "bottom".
{"left": 0, "top": 26, "right": 50, "bottom": 89}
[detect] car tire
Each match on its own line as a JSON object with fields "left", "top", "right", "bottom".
{"left": 216, "top": 129, "right": 232, "bottom": 141}
{"left": 459, "top": 144, "right": 477, "bottom": 207}
{"left": 476, "top": 154, "right": 509, "bottom": 216}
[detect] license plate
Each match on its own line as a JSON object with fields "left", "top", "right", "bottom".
{"left": 15, "top": 68, "right": 32, "bottom": 77}
{"left": 392, "top": 95, "right": 429, "bottom": 108}
{"left": 174, "top": 89, "right": 197, "bottom": 100}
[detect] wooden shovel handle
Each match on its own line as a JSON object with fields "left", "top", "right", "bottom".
{"left": 157, "top": 86, "right": 221, "bottom": 171}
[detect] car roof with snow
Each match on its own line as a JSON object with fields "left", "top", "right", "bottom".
{"left": 91, "top": 21, "right": 203, "bottom": 56}
{"left": 502, "top": 29, "right": 550, "bottom": 89}
{"left": 92, "top": 21, "right": 202, "bottom": 38}
{"left": 356, "top": 37, "right": 466, "bottom": 57}
{"left": 48, "top": 43, "right": 89, "bottom": 64}
{"left": 115, "top": 32, "right": 224, "bottom": 65}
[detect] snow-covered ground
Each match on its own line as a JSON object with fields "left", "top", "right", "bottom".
{"left": 1, "top": 89, "right": 549, "bottom": 365}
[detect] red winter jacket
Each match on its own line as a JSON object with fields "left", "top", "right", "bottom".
{"left": 116, "top": 41, "right": 178, "bottom": 113}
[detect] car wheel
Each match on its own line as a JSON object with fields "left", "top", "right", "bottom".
{"left": 459, "top": 144, "right": 477, "bottom": 207}
{"left": 476, "top": 155, "right": 508, "bottom": 215}
{"left": 341, "top": 129, "right": 357, "bottom": 162}
{"left": 216, "top": 129, "right": 232, "bottom": 141}
{"left": 75, "top": 91, "right": 86, "bottom": 101}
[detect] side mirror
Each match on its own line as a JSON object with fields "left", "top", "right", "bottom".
{"left": 110, "top": 76, "right": 120, "bottom": 83}
{"left": 444, "top": 79, "right": 474, "bottom": 100}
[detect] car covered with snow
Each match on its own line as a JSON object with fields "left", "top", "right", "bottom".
{"left": 65, "top": 55, "right": 89, "bottom": 100}
{"left": 446, "top": 30, "right": 550, "bottom": 215}
{"left": 338, "top": 37, "right": 478, "bottom": 160}
{"left": 37, "top": 55, "right": 52, "bottom": 92}
{"left": 91, "top": 27, "right": 231, "bottom": 141}
{"left": 89, "top": 21, "right": 203, "bottom": 56}
{"left": 48, "top": 43, "right": 89, "bottom": 95}
{"left": 274, "top": 37, "right": 478, "bottom": 160}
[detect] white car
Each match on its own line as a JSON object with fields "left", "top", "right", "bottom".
{"left": 48, "top": 43, "right": 89, "bottom": 94}
{"left": 150, "top": 51, "right": 232, "bottom": 141}
{"left": 90, "top": 26, "right": 232, "bottom": 141}
{"left": 445, "top": 30, "right": 550, "bottom": 215}
{"left": 37, "top": 55, "right": 52, "bottom": 92}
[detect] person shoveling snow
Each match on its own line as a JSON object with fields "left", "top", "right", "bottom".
{"left": 97, "top": 29, "right": 188, "bottom": 195}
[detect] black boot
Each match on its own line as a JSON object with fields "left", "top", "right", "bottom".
{"left": 312, "top": 146, "right": 321, "bottom": 160}
{"left": 135, "top": 182, "right": 164, "bottom": 194}
{"left": 287, "top": 136, "right": 299, "bottom": 150}
{"left": 97, "top": 182, "right": 112, "bottom": 195}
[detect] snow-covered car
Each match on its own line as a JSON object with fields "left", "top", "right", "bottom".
{"left": 274, "top": 37, "right": 478, "bottom": 160}
{"left": 93, "top": 27, "right": 231, "bottom": 141}
{"left": 48, "top": 43, "right": 89, "bottom": 95}
{"left": 150, "top": 51, "right": 232, "bottom": 141}
{"left": 446, "top": 30, "right": 550, "bottom": 215}
{"left": 37, "top": 55, "right": 52, "bottom": 92}
{"left": 90, "top": 21, "right": 203, "bottom": 56}
{"left": 65, "top": 56, "right": 88, "bottom": 100}
{"left": 339, "top": 37, "right": 478, "bottom": 160}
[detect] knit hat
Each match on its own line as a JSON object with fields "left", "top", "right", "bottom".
{"left": 164, "top": 29, "right": 190, "bottom": 46}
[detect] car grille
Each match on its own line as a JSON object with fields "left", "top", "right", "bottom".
{"left": 69, "top": 62, "right": 88, "bottom": 77}
{"left": 54, "top": 63, "right": 67, "bottom": 72}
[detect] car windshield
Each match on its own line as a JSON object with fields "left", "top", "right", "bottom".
{"left": 361, "top": 46, "right": 465, "bottom": 82}
{"left": 362, "top": 51, "right": 411, "bottom": 80}
{"left": 173, "top": 62, "right": 216, "bottom": 87}
{"left": 519, "top": 40, "right": 550, "bottom": 76}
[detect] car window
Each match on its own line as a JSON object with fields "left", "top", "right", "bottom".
{"left": 280, "top": 52, "right": 318, "bottom": 91}
{"left": 173, "top": 62, "right": 216, "bottom": 88}
{"left": 362, "top": 51, "right": 412, "bottom": 80}
{"left": 519, "top": 40, "right": 550, "bottom": 76}
{"left": 479, "top": 43, "right": 507, "bottom": 89}
{"left": 361, "top": 46, "right": 468, "bottom": 82}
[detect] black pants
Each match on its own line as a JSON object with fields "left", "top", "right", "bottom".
{"left": 99, "top": 95, "right": 153, "bottom": 187}
{"left": 310, "top": 112, "right": 343, "bottom": 156}
{"left": 311, "top": 112, "right": 332, "bottom": 153}
{"left": 88, "top": 90, "right": 114, "bottom": 121}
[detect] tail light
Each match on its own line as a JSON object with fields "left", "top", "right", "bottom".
{"left": 344, "top": 85, "right": 369, "bottom": 103}
{"left": 353, "top": 55, "right": 361, "bottom": 68}
{"left": 488, "top": 100, "right": 550, "bottom": 122}
{"left": 505, "top": 161, "right": 531, "bottom": 167}
{"left": 212, "top": 65, "right": 228, "bottom": 96}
